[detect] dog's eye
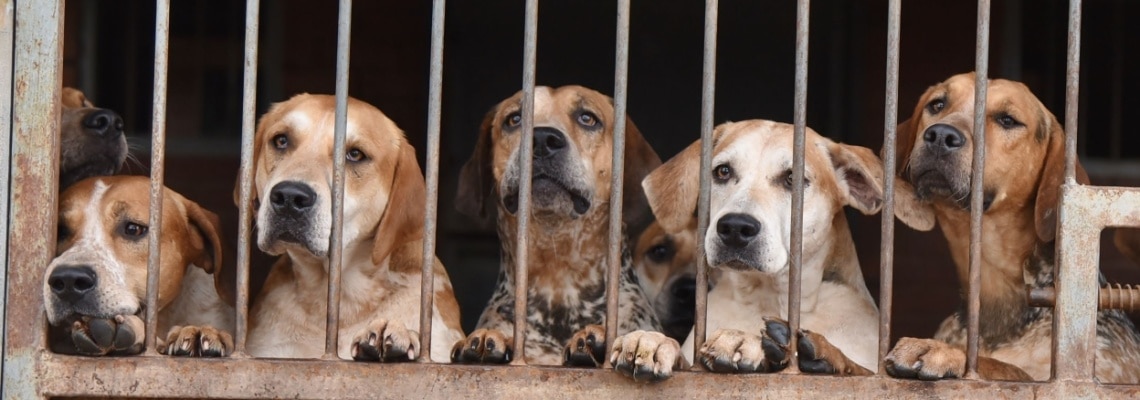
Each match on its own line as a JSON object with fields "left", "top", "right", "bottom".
{"left": 782, "top": 170, "right": 810, "bottom": 189}
{"left": 272, "top": 134, "right": 289, "bottom": 150}
{"left": 505, "top": 112, "right": 522, "bottom": 128}
{"left": 926, "top": 98, "right": 946, "bottom": 114}
{"left": 577, "top": 112, "right": 599, "bottom": 127}
{"left": 346, "top": 148, "right": 367, "bottom": 162}
{"left": 646, "top": 243, "right": 674, "bottom": 263}
{"left": 996, "top": 114, "right": 1022, "bottom": 129}
{"left": 713, "top": 164, "right": 734, "bottom": 182}
{"left": 122, "top": 222, "right": 148, "bottom": 239}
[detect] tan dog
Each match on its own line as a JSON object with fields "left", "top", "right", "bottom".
{"left": 242, "top": 94, "right": 463, "bottom": 362}
{"left": 59, "top": 87, "right": 128, "bottom": 190}
{"left": 615, "top": 120, "right": 883, "bottom": 378}
{"left": 883, "top": 72, "right": 1140, "bottom": 382}
{"left": 633, "top": 220, "right": 698, "bottom": 343}
{"left": 452, "top": 85, "right": 666, "bottom": 375}
{"left": 45, "top": 176, "right": 233, "bottom": 357}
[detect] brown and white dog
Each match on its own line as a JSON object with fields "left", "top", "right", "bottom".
{"left": 59, "top": 87, "right": 128, "bottom": 190}
{"left": 633, "top": 220, "right": 698, "bottom": 343}
{"left": 883, "top": 72, "right": 1140, "bottom": 382}
{"left": 45, "top": 176, "right": 233, "bottom": 357}
{"left": 242, "top": 94, "right": 464, "bottom": 362}
{"left": 614, "top": 120, "right": 884, "bottom": 378}
{"left": 452, "top": 85, "right": 664, "bottom": 370}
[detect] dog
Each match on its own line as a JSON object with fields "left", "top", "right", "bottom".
{"left": 59, "top": 87, "right": 128, "bottom": 190}
{"left": 633, "top": 220, "right": 698, "bottom": 343}
{"left": 241, "top": 94, "right": 464, "bottom": 362}
{"left": 612, "top": 120, "right": 884, "bottom": 379}
{"left": 451, "top": 85, "right": 665, "bottom": 370}
{"left": 45, "top": 176, "right": 233, "bottom": 357}
{"left": 883, "top": 72, "right": 1140, "bottom": 382}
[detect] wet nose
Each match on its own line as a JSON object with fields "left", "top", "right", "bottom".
{"left": 922, "top": 123, "right": 966, "bottom": 153}
{"left": 533, "top": 127, "right": 567, "bottom": 158}
{"left": 269, "top": 181, "right": 317, "bottom": 217}
{"left": 48, "top": 265, "right": 97, "bottom": 304}
{"left": 716, "top": 213, "right": 761, "bottom": 248}
{"left": 83, "top": 109, "right": 124, "bottom": 139}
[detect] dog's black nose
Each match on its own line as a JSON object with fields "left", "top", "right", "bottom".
{"left": 269, "top": 181, "right": 317, "bottom": 216}
{"left": 717, "top": 213, "right": 761, "bottom": 248}
{"left": 922, "top": 123, "right": 966, "bottom": 152}
{"left": 82, "top": 109, "right": 124, "bottom": 139}
{"left": 48, "top": 265, "right": 97, "bottom": 303}
{"left": 533, "top": 127, "right": 567, "bottom": 158}
{"left": 670, "top": 277, "right": 696, "bottom": 302}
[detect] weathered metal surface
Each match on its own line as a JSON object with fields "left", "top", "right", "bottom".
{"left": 233, "top": 0, "right": 261, "bottom": 356}
{"left": 325, "top": 0, "right": 353, "bottom": 359}
{"left": 877, "top": 0, "right": 901, "bottom": 376}
{"left": 143, "top": 0, "right": 171, "bottom": 356}
{"left": 691, "top": 0, "right": 718, "bottom": 365}
{"left": 603, "top": 0, "right": 631, "bottom": 367}
{"left": 1063, "top": 0, "right": 1081, "bottom": 183}
{"left": 1028, "top": 285, "right": 1140, "bottom": 312}
{"left": 966, "top": 0, "right": 992, "bottom": 379}
{"left": 786, "top": 0, "right": 810, "bottom": 373}
{"left": 418, "top": 0, "right": 446, "bottom": 362}
{"left": 510, "top": 0, "right": 539, "bottom": 365}
{"left": 0, "top": 0, "right": 16, "bottom": 376}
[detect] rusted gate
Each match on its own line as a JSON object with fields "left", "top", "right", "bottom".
{"left": 3, "top": 0, "right": 1140, "bottom": 398}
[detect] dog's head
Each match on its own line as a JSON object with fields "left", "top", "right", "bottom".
{"left": 240, "top": 94, "right": 425, "bottom": 266}
{"left": 44, "top": 176, "right": 225, "bottom": 326}
{"left": 456, "top": 85, "right": 661, "bottom": 233}
{"left": 59, "top": 87, "right": 128, "bottom": 190}
{"left": 644, "top": 120, "right": 885, "bottom": 274}
{"left": 892, "top": 72, "right": 1088, "bottom": 242}
{"left": 633, "top": 219, "right": 697, "bottom": 341}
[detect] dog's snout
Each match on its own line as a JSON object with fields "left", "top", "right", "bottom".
{"left": 533, "top": 127, "right": 567, "bottom": 158}
{"left": 717, "top": 213, "right": 761, "bottom": 248}
{"left": 82, "top": 109, "right": 125, "bottom": 139}
{"left": 269, "top": 181, "right": 317, "bottom": 216}
{"left": 671, "top": 277, "right": 696, "bottom": 300}
{"left": 922, "top": 123, "right": 966, "bottom": 152}
{"left": 48, "top": 265, "right": 97, "bottom": 303}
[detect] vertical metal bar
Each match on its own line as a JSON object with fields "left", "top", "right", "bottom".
{"left": 691, "top": 0, "right": 717, "bottom": 365}
{"left": 1063, "top": 0, "right": 1080, "bottom": 183}
{"left": 0, "top": 0, "right": 15, "bottom": 370}
{"left": 324, "top": 0, "right": 352, "bottom": 359}
{"left": 603, "top": 0, "right": 630, "bottom": 369}
{"left": 233, "top": 0, "right": 260, "bottom": 357}
{"left": 965, "top": 0, "right": 992, "bottom": 379}
{"left": 143, "top": 0, "right": 171, "bottom": 356}
{"left": 878, "top": 0, "right": 901, "bottom": 376}
{"left": 418, "top": 0, "right": 446, "bottom": 362}
{"left": 510, "top": 0, "right": 539, "bottom": 366}
{"left": 786, "top": 0, "right": 810, "bottom": 374}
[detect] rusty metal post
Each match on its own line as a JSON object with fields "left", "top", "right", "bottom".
{"left": 786, "top": 0, "right": 810, "bottom": 374}
{"left": 511, "top": 0, "right": 539, "bottom": 365}
{"left": 691, "top": 0, "right": 718, "bottom": 365}
{"left": 143, "top": 0, "right": 172, "bottom": 356}
{"left": 603, "top": 0, "right": 631, "bottom": 368}
{"left": 0, "top": 0, "right": 15, "bottom": 373}
{"left": 324, "top": 0, "right": 353, "bottom": 359}
{"left": 232, "top": 0, "right": 260, "bottom": 358}
{"left": 1063, "top": 0, "right": 1080, "bottom": 183}
{"left": 878, "top": 0, "right": 901, "bottom": 376}
{"left": 418, "top": 0, "right": 446, "bottom": 362}
{"left": 965, "top": 0, "right": 991, "bottom": 379}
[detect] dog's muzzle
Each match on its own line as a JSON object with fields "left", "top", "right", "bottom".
{"left": 59, "top": 109, "right": 128, "bottom": 189}
{"left": 711, "top": 213, "right": 763, "bottom": 271}
{"left": 264, "top": 180, "right": 319, "bottom": 248}
{"left": 47, "top": 265, "right": 97, "bottom": 306}
{"left": 501, "top": 127, "right": 592, "bottom": 216}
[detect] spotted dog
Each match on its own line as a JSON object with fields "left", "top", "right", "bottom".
{"left": 633, "top": 220, "right": 698, "bottom": 343}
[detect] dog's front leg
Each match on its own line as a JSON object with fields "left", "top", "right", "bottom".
{"left": 159, "top": 325, "right": 234, "bottom": 357}
{"left": 609, "top": 330, "right": 686, "bottom": 382}
{"left": 884, "top": 337, "right": 1032, "bottom": 381}
{"left": 350, "top": 318, "right": 420, "bottom": 362}
{"left": 699, "top": 321, "right": 791, "bottom": 373}
{"left": 563, "top": 324, "right": 607, "bottom": 367}
{"left": 451, "top": 328, "right": 514, "bottom": 364}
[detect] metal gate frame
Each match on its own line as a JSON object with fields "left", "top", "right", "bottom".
{"left": 3, "top": 0, "right": 1140, "bottom": 398}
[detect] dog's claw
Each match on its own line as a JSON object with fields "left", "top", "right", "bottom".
{"left": 350, "top": 319, "right": 419, "bottom": 363}
{"left": 451, "top": 328, "right": 512, "bottom": 364}
{"left": 563, "top": 324, "right": 607, "bottom": 367}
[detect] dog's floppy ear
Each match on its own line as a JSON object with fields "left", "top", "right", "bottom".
{"left": 372, "top": 141, "right": 427, "bottom": 265}
{"left": 455, "top": 109, "right": 497, "bottom": 223}
{"left": 643, "top": 135, "right": 707, "bottom": 234}
{"left": 233, "top": 100, "right": 285, "bottom": 212}
{"left": 60, "top": 87, "right": 93, "bottom": 109}
{"left": 619, "top": 117, "right": 662, "bottom": 238}
{"left": 882, "top": 95, "right": 936, "bottom": 231}
{"left": 827, "top": 142, "right": 886, "bottom": 215}
{"left": 179, "top": 194, "right": 233, "bottom": 306}
{"left": 1034, "top": 111, "right": 1090, "bottom": 243}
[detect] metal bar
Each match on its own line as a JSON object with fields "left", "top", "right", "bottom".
{"left": 0, "top": 0, "right": 16, "bottom": 380}
{"left": 233, "top": 0, "right": 260, "bottom": 357}
{"left": 143, "top": 0, "right": 172, "bottom": 355}
{"left": 965, "top": 0, "right": 992, "bottom": 379}
{"left": 603, "top": 0, "right": 630, "bottom": 368}
{"left": 877, "top": 0, "right": 901, "bottom": 376}
{"left": 418, "top": 0, "right": 446, "bottom": 362}
{"left": 692, "top": 0, "right": 718, "bottom": 365}
{"left": 786, "top": 0, "right": 810, "bottom": 374}
{"left": 1063, "top": 0, "right": 1080, "bottom": 183}
{"left": 1028, "top": 285, "right": 1140, "bottom": 312}
{"left": 324, "top": 0, "right": 353, "bottom": 359}
{"left": 511, "top": 0, "right": 539, "bottom": 365}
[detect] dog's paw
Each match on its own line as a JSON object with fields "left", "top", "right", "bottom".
{"left": 451, "top": 329, "right": 513, "bottom": 364}
{"left": 159, "top": 325, "right": 234, "bottom": 357}
{"left": 698, "top": 325, "right": 788, "bottom": 373}
{"left": 69, "top": 315, "right": 144, "bottom": 356}
{"left": 796, "top": 328, "right": 872, "bottom": 375}
{"left": 610, "top": 330, "right": 684, "bottom": 382}
{"left": 350, "top": 319, "right": 420, "bottom": 362}
{"left": 884, "top": 337, "right": 965, "bottom": 380}
{"left": 563, "top": 324, "right": 607, "bottom": 367}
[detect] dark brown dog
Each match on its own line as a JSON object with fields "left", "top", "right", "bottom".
{"left": 59, "top": 87, "right": 128, "bottom": 190}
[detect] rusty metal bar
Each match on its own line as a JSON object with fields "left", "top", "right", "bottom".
{"left": 324, "top": 0, "right": 353, "bottom": 359}
{"left": 691, "top": 0, "right": 718, "bottom": 365}
{"left": 511, "top": 0, "right": 539, "bottom": 365}
{"left": 965, "top": 0, "right": 991, "bottom": 379}
{"left": 0, "top": 0, "right": 15, "bottom": 373}
{"left": 418, "top": 0, "right": 446, "bottom": 362}
{"left": 233, "top": 0, "right": 260, "bottom": 357}
{"left": 143, "top": 0, "right": 172, "bottom": 356}
{"left": 877, "top": 0, "right": 901, "bottom": 376}
{"left": 1063, "top": 0, "right": 1080, "bottom": 183}
{"left": 1028, "top": 285, "right": 1140, "bottom": 312}
{"left": 602, "top": 0, "right": 631, "bottom": 369}
{"left": 786, "top": 0, "right": 810, "bottom": 374}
